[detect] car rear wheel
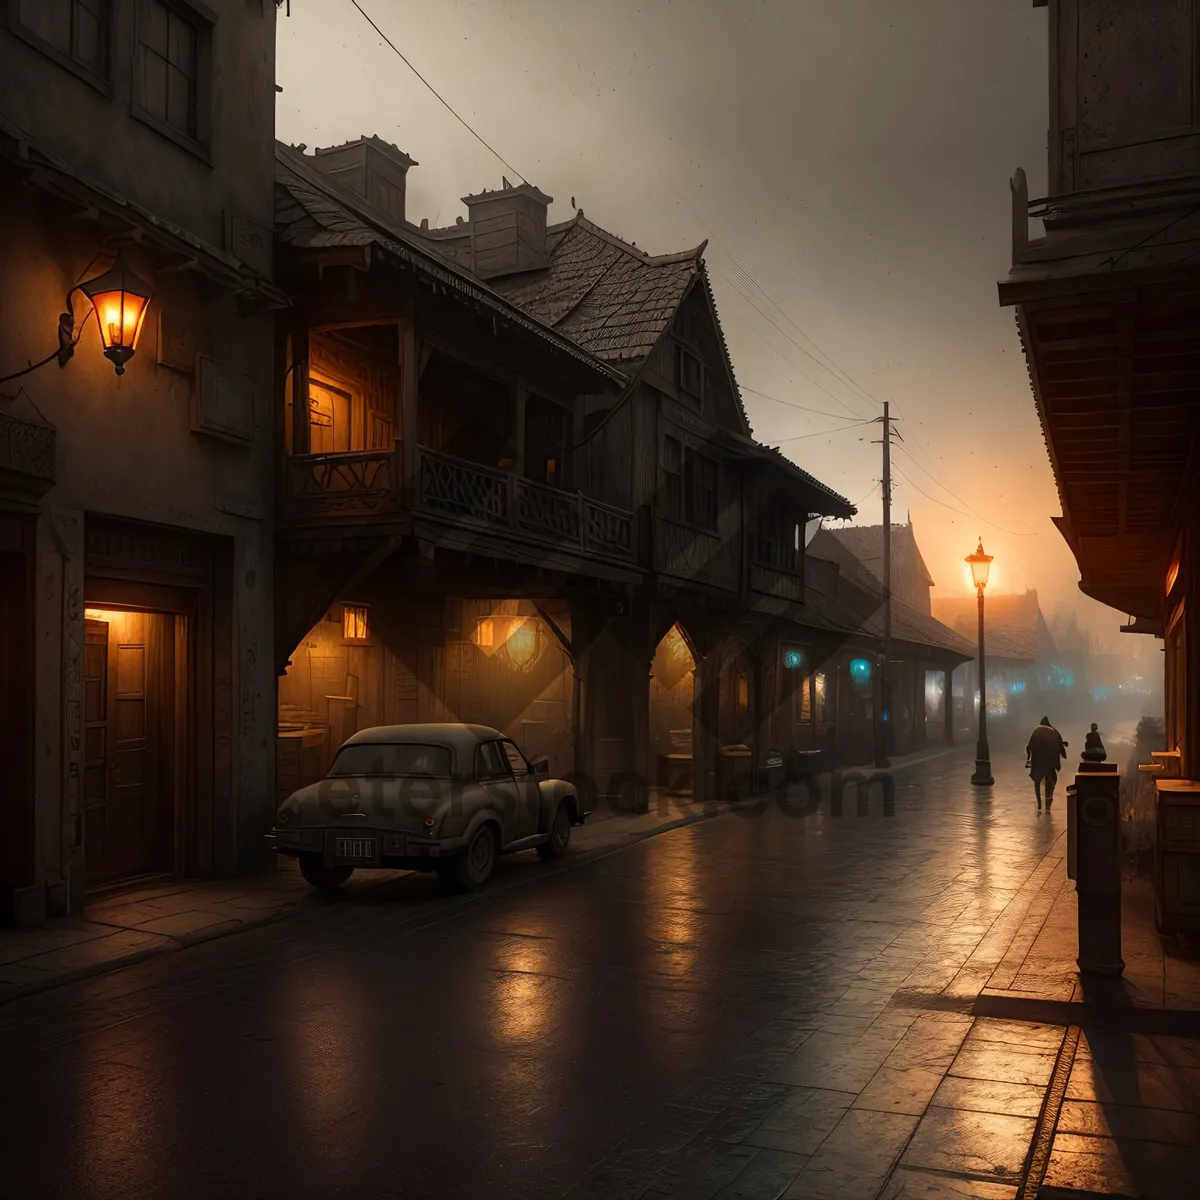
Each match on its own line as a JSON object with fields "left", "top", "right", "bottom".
{"left": 299, "top": 856, "right": 354, "bottom": 891}
{"left": 449, "top": 824, "right": 497, "bottom": 891}
{"left": 537, "top": 803, "right": 572, "bottom": 861}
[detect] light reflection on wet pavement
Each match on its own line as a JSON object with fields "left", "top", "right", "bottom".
{"left": 0, "top": 746, "right": 1124, "bottom": 1198}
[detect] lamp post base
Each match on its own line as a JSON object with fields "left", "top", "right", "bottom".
{"left": 971, "top": 759, "right": 994, "bottom": 786}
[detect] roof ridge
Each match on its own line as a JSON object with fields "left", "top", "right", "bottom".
{"left": 573, "top": 214, "right": 706, "bottom": 266}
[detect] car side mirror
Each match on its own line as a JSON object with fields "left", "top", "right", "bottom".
{"left": 530, "top": 756, "right": 550, "bottom": 777}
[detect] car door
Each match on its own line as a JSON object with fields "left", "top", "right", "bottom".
{"left": 475, "top": 740, "right": 521, "bottom": 846}
{"left": 500, "top": 740, "right": 541, "bottom": 839}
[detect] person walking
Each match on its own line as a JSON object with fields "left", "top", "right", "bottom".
{"left": 1026, "top": 716, "right": 1068, "bottom": 811}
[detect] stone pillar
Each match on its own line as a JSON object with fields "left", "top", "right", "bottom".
{"left": 571, "top": 597, "right": 652, "bottom": 815}
{"left": 692, "top": 630, "right": 721, "bottom": 807}
{"left": 1073, "top": 763, "right": 1124, "bottom": 976}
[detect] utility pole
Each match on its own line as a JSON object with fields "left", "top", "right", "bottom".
{"left": 873, "top": 402, "right": 893, "bottom": 769}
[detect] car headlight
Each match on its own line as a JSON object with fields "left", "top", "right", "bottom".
{"left": 275, "top": 797, "right": 301, "bottom": 827}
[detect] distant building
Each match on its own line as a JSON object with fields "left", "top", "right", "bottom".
{"left": 932, "top": 590, "right": 1058, "bottom": 729}
{"left": 810, "top": 524, "right": 974, "bottom": 757}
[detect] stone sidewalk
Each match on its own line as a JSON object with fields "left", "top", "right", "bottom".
{"left": 886, "top": 853, "right": 1200, "bottom": 1200}
{"left": 565, "top": 776, "right": 1200, "bottom": 1200}
{"left": 0, "top": 746, "right": 951, "bottom": 1006}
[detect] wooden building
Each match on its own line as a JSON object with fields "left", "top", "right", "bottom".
{"left": 1, "top": 1, "right": 283, "bottom": 925}
{"left": 1002, "top": 0, "right": 1200, "bottom": 776}
{"left": 271, "top": 139, "right": 858, "bottom": 813}
{"left": 810, "top": 525, "right": 975, "bottom": 759}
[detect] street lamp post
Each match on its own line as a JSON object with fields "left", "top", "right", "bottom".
{"left": 967, "top": 539, "right": 994, "bottom": 787}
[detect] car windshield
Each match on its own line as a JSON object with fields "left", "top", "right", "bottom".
{"left": 328, "top": 743, "right": 452, "bottom": 778}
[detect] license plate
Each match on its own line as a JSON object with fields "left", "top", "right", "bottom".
{"left": 335, "top": 837, "right": 377, "bottom": 860}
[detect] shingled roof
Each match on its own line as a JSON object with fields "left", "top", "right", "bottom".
{"left": 931, "top": 591, "right": 1055, "bottom": 664}
{"left": 484, "top": 214, "right": 705, "bottom": 364}
{"left": 273, "top": 144, "right": 626, "bottom": 385}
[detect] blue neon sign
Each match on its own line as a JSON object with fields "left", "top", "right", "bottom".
{"left": 849, "top": 657, "right": 872, "bottom": 685}
{"left": 784, "top": 649, "right": 805, "bottom": 670}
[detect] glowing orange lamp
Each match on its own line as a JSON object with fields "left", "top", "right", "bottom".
{"left": 78, "top": 255, "right": 155, "bottom": 375}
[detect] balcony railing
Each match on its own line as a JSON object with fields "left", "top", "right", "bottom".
{"left": 417, "top": 447, "right": 634, "bottom": 561}
{"left": 0, "top": 408, "right": 55, "bottom": 499}
{"left": 282, "top": 442, "right": 635, "bottom": 563}
{"left": 285, "top": 446, "right": 399, "bottom": 518}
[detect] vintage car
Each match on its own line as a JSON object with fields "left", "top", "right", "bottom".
{"left": 266, "top": 723, "right": 589, "bottom": 891}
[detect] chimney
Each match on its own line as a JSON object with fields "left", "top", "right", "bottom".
{"left": 311, "top": 136, "right": 417, "bottom": 225}
{"left": 461, "top": 181, "right": 552, "bottom": 277}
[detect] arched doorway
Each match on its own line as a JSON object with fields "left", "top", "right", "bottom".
{"left": 650, "top": 623, "right": 696, "bottom": 797}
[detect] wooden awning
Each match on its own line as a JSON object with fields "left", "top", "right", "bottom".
{"left": 1009, "top": 282, "right": 1200, "bottom": 619}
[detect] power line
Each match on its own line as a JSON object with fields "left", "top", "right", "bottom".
{"left": 891, "top": 442, "right": 1034, "bottom": 537}
{"left": 740, "top": 384, "right": 870, "bottom": 423}
{"left": 770, "top": 420, "right": 875, "bottom": 445}
{"left": 673, "top": 191, "right": 881, "bottom": 416}
{"left": 720, "top": 251, "right": 880, "bottom": 413}
{"left": 711, "top": 267, "right": 872, "bottom": 419}
{"left": 892, "top": 465, "right": 1038, "bottom": 537}
{"left": 713, "top": 278, "right": 874, "bottom": 420}
{"left": 348, "top": 0, "right": 527, "bottom": 184}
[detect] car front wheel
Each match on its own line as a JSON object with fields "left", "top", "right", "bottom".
{"left": 448, "top": 824, "right": 497, "bottom": 891}
{"left": 537, "top": 803, "right": 572, "bottom": 861}
{"left": 299, "top": 856, "right": 354, "bottom": 891}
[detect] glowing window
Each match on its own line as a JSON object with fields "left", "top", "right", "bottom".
{"left": 472, "top": 618, "right": 495, "bottom": 649}
{"left": 736, "top": 671, "right": 750, "bottom": 712}
{"left": 343, "top": 603, "right": 369, "bottom": 641}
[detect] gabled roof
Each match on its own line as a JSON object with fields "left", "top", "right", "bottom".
{"left": 485, "top": 213, "right": 705, "bottom": 364}
{"left": 815, "top": 524, "right": 935, "bottom": 588}
{"left": 805, "top": 555, "right": 974, "bottom": 660}
{"left": 273, "top": 143, "right": 626, "bottom": 386}
{"left": 931, "top": 590, "right": 1054, "bottom": 664}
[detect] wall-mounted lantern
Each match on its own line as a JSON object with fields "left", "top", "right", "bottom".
{"left": 77, "top": 255, "right": 155, "bottom": 375}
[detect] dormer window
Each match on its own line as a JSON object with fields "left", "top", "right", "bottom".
{"left": 676, "top": 345, "right": 703, "bottom": 404}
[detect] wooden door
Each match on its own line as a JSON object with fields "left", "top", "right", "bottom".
{"left": 84, "top": 613, "right": 166, "bottom": 886}
{"left": 0, "top": 552, "right": 32, "bottom": 903}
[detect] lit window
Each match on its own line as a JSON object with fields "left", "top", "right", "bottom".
{"left": 736, "top": 671, "right": 750, "bottom": 712}
{"left": 814, "top": 672, "right": 827, "bottom": 722}
{"left": 800, "top": 676, "right": 812, "bottom": 721}
{"left": 472, "top": 618, "right": 495, "bottom": 649}
{"left": 343, "top": 604, "right": 369, "bottom": 641}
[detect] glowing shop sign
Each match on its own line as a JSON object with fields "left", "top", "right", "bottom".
{"left": 849, "top": 657, "right": 872, "bottom": 685}
{"left": 784, "top": 649, "right": 805, "bottom": 670}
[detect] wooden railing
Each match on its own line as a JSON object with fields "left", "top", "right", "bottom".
{"left": 285, "top": 445, "right": 398, "bottom": 518}
{"left": 416, "top": 446, "right": 634, "bottom": 561}
{"left": 282, "top": 441, "right": 635, "bottom": 563}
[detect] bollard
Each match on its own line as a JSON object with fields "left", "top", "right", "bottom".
{"left": 1073, "top": 760, "right": 1124, "bottom": 976}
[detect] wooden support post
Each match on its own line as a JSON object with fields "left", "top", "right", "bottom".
{"left": 400, "top": 313, "right": 418, "bottom": 509}
{"left": 513, "top": 378, "right": 528, "bottom": 477}
{"left": 944, "top": 666, "right": 954, "bottom": 744}
{"left": 291, "top": 314, "right": 310, "bottom": 456}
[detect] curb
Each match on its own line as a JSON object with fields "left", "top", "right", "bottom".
{"left": 0, "top": 745, "right": 957, "bottom": 1008}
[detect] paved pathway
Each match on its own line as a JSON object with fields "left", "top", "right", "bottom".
{"left": 0, "top": 745, "right": 1195, "bottom": 1198}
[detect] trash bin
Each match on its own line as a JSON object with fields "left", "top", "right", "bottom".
{"left": 759, "top": 748, "right": 786, "bottom": 796}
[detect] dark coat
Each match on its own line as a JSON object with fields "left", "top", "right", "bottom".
{"left": 1027, "top": 724, "right": 1067, "bottom": 781}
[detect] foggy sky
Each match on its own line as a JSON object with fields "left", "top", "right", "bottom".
{"left": 276, "top": 1, "right": 1128, "bottom": 643}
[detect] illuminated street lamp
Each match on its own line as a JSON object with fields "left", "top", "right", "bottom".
{"left": 966, "top": 539, "right": 994, "bottom": 787}
{"left": 78, "top": 254, "right": 155, "bottom": 375}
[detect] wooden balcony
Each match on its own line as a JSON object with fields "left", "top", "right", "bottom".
{"left": 0, "top": 408, "right": 55, "bottom": 502}
{"left": 281, "top": 441, "right": 636, "bottom": 567}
